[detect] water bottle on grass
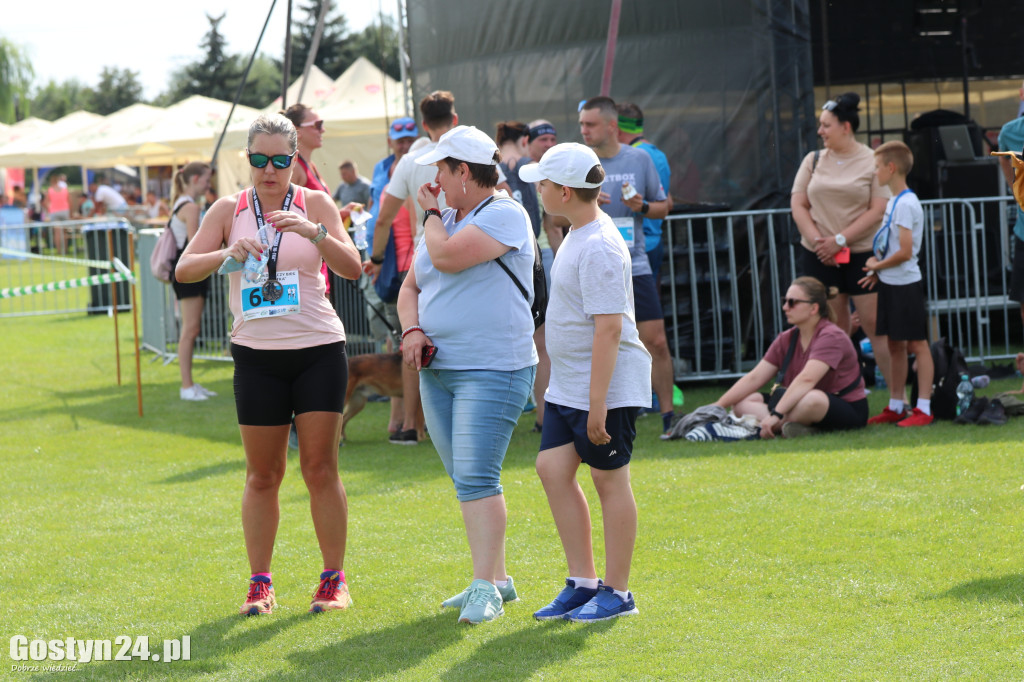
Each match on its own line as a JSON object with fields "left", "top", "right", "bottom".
{"left": 955, "top": 374, "right": 974, "bottom": 416}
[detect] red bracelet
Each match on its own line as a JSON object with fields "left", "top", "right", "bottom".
{"left": 401, "top": 326, "right": 423, "bottom": 340}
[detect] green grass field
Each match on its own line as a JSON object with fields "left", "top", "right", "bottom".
{"left": 3, "top": 312, "right": 1024, "bottom": 680}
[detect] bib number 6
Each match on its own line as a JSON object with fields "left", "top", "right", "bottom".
{"left": 249, "top": 289, "right": 262, "bottom": 307}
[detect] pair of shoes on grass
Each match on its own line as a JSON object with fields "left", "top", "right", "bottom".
{"left": 954, "top": 397, "right": 1007, "bottom": 425}
{"left": 180, "top": 384, "right": 216, "bottom": 401}
{"left": 239, "top": 571, "right": 352, "bottom": 616}
{"left": 389, "top": 429, "right": 419, "bottom": 445}
{"left": 868, "top": 407, "right": 934, "bottom": 427}
{"left": 441, "top": 576, "right": 518, "bottom": 624}
{"left": 533, "top": 578, "right": 638, "bottom": 623}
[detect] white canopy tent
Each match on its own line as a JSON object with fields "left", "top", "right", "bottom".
{"left": 264, "top": 65, "right": 339, "bottom": 113}
{"left": 0, "top": 111, "right": 103, "bottom": 169}
{"left": 218, "top": 57, "right": 405, "bottom": 196}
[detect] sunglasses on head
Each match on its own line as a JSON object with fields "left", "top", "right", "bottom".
{"left": 782, "top": 297, "right": 813, "bottom": 308}
{"left": 391, "top": 121, "right": 416, "bottom": 132}
{"left": 247, "top": 151, "right": 295, "bottom": 169}
{"left": 299, "top": 119, "right": 324, "bottom": 131}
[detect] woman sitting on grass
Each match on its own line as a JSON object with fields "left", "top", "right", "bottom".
{"left": 714, "top": 276, "right": 868, "bottom": 439}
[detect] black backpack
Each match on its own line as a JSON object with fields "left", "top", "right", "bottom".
{"left": 913, "top": 337, "right": 968, "bottom": 420}
{"left": 471, "top": 196, "right": 548, "bottom": 329}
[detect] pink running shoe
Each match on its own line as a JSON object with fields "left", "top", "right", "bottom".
{"left": 310, "top": 571, "right": 352, "bottom": 613}
{"left": 240, "top": 576, "right": 276, "bottom": 616}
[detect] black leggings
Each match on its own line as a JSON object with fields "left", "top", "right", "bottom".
{"left": 231, "top": 341, "right": 347, "bottom": 426}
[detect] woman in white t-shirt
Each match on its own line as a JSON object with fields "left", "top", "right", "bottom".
{"left": 398, "top": 126, "right": 538, "bottom": 625}
{"left": 168, "top": 162, "right": 213, "bottom": 401}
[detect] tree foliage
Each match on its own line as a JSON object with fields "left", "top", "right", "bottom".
{"left": 285, "top": 1, "right": 400, "bottom": 81}
{"left": 0, "top": 37, "right": 35, "bottom": 123}
{"left": 166, "top": 13, "right": 243, "bottom": 103}
{"left": 162, "top": 12, "right": 282, "bottom": 109}
{"left": 31, "top": 79, "right": 95, "bottom": 121}
{"left": 90, "top": 67, "right": 144, "bottom": 115}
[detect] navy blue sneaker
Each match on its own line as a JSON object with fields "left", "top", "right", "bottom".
{"left": 565, "top": 585, "right": 639, "bottom": 622}
{"left": 533, "top": 579, "right": 600, "bottom": 620}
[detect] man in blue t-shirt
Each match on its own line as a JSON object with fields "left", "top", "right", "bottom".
{"left": 997, "top": 115, "right": 1024, "bottom": 330}
{"left": 616, "top": 102, "right": 673, "bottom": 285}
{"left": 579, "top": 96, "right": 675, "bottom": 434}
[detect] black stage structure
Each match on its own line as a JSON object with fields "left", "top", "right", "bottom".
{"left": 405, "top": 0, "right": 816, "bottom": 211}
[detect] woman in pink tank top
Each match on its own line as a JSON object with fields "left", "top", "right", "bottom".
{"left": 282, "top": 103, "right": 333, "bottom": 295}
{"left": 175, "top": 113, "right": 362, "bottom": 617}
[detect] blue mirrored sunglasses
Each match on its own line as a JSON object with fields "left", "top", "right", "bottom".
{"left": 247, "top": 151, "right": 295, "bottom": 169}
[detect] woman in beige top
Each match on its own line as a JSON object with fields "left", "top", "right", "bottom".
{"left": 790, "top": 91, "right": 891, "bottom": 387}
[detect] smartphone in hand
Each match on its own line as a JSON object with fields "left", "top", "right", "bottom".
{"left": 421, "top": 345, "right": 437, "bottom": 367}
{"left": 835, "top": 247, "right": 851, "bottom": 264}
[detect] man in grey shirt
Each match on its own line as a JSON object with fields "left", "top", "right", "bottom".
{"left": 333, "top": 161, "right": 371, "bottom": 208}
{"left": 579, "top": 96, "right": 675, "bottom": 434}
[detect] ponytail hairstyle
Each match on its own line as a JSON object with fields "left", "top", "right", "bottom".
{"left": 792, "top": 276, "right": 838, "bottom": 323}
{"left": 495, "top": 121, "right": 530, "bottom": 147}
{"left": 821, "top": 92, "right": 861, "bottom": 133}
{"left": 172, "top": 161, "right": 212, "bottom": 202}
{"left": 280, "top": 103, "right": 312, "bottom": 130}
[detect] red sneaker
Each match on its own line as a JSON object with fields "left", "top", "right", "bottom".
{"left": 867, "top": 407, "right": 905, "bottom": 425}
{"left": 309, "top": 571, "right": 352, "bottom": 613}
{"left": 897, "top": 407, "right": 934, "bottom": 427}
{"left": 240, "top": 576, "right": 276, "bottom": 616}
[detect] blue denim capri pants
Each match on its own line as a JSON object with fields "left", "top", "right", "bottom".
{"left": 419, "top": 365, "right": 536, "bottom": 502}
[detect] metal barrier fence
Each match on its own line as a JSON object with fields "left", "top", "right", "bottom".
{"left": 0, "top": 216, "right": 135, "bottom": 317}
{"left": 137, "top": 228, "right": 381, "bottom": 363}
{"left": 662, "top": 195, "right": 1022, "bottom": 382}
{"left": 14, "top": 203, "right": 1019, "bottom": 381}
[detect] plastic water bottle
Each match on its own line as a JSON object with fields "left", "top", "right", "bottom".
{"left": 352, "top": 220, "right": 368, "bottom": 249}
{"left": 243, "top": 226, "right": 270, "bottom": 283}
{"left": 955, "top": 374, "right": 974, "bottom": 416}
{"left": 874, "top": 366, "right": 886, "bottom": 389}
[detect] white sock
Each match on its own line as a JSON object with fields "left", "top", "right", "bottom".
{"left": 889, "top": 399, "right": 905, "bottom": 413}
{"left": 495, "top": 578, "right": 509, "bottom": 588}
{"left": 917, "top": 399, "right": 931, "bottom": 416}
{"left": 612, "top": 588, "right": 630, "bottom": 600}
{"left": 569, "top": 576, "right": 599, "bottom": 590}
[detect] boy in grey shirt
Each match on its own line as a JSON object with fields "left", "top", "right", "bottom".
{"left": 520, "top": 143, "right": 651, "bottom": 622}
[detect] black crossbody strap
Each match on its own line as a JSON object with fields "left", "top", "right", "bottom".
{"left": 776, "top": 331, "right": 799, "bottom": 385}
{"left": 470, "top": 195, "right": 531, "bottom": 301}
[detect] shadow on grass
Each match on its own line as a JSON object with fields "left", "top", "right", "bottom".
{"left": 436, "top": 618, "right": 613, "bottom": 681}
{"left": 39, "top": 613, "right": 306, "bottom": 681}
{"left": 933, "top": 574, "right": 1024, "bottom": 604}
{"left": 274, "top": 611, "right": 460, "bottom": 680}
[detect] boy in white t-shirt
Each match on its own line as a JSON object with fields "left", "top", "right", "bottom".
{"left": 860, "top": 141, "right": 935, "bottom": 427}
{"left": 519, "top": 143, "right": 652, "bottom": 622}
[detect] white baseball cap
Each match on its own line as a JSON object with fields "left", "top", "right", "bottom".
{"left": 518, "top": 143, "right": 603, "bottom": 188}
{"left": 415, "top": 125, "right": 499, "bottom": 166}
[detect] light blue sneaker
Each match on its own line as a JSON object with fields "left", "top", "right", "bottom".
{"left": 533, "top": 579, "right": 600, "bottom": 620}
{"left": 458, "top": 579, "right": 504, "bottom": 625}
{"left": 442, "top": 576, "right": 519, "bottom": 609}
{"left": 565, "top": 585, "right": 638, "bottom": 622}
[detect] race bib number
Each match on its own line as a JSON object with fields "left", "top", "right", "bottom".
{"left": 612, "top": 217, "right": 635, "bottom": 244}
{"left": 241, "top": 269, "right": 300, "bottom": 320}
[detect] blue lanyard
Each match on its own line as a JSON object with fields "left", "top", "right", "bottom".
{"left": 872, "top": 189, "right": 912, "bottom": 260}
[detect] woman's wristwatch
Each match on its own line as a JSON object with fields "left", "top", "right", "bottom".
{"left": 369, "top": 254, "right": 384, "bottom": 265}
{"left": 309, "top": 222, "right": 328, "bottom": 244}
{"left": 423, "top": 208, "right": 442, "bottom": 225}
{"left": 769, "top": 408, "right": 784, "bottom": 420}
{"left": 834, "top": 233, "right": 847, "bottom": 248}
